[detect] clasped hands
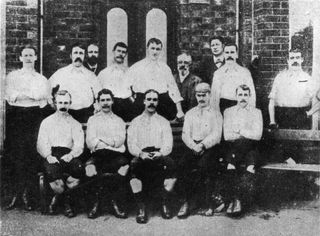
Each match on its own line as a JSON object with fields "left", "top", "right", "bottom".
{"left": 139, "top": 151, "right": 162, "bottom": 160}
{"left": 46, "top": 153, "right": 73, "bottom": 164}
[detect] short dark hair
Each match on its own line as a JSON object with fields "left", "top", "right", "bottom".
{"left": 209, "top": 36, "right": 224, "bottom": 45}
{"left": 288, "top": 48, "right": 303, "bottom": 59}
{"left": 113, "top": 42, "right": 128, "bottom": 51}
{"left": 144, "top": 89, "right": 159, "bottom": 99}
{"left": 54, "top": 90, "right": 72, "bottom": 102}
{"left": 147, "top": 38, "right": 162, "bottom": 48}
{"left": 70, "top": 42, "right": 86, "bottom": 54}
{"left": 236, "top": 84, "right": 251, "bottom": 96}
{"left": 97, "top": 88, "right": 114, "bottom": 101}
{"left": 19, "top": 44, "right": 37, "bottom": 56}
{"left": 224, "top": 42, "right": 238, "bottom": 51}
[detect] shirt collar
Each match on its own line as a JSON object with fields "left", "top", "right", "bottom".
{"left": 20, "top": 68, "right": 37, "bottom": 76}
{"left": 236, "top": 104, "right": 251, "bottom": 112}
{"left": 213, "top": 55, "right": 224, "bottom": 64}
{"left": 110, "top": 62, "right": 127, "bottom": 72}
{"left": 145, "top": 57, "right": 160, "bottom": 67}
{"left": 69, "top": 64, "right": 86, "bottom": 74}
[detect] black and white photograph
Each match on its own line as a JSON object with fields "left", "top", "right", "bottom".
{"left": 0, "top": 0, "right": 320, "bottom": 235}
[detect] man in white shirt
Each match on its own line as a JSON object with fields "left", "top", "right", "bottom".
{"left": 98, "top": 42, "right": 135, "bottom": 121}
{"left": 85, "top": 89, "right": 129, "bottom": 219}
{"left": 127, "top": 89, "right": 177, "bottom": 223}
{"left": 198, "top": 36, "right": 225, "bottom": 85}
{"left": 4, "top": 45, "right": 50, "bottom": 211}
{"left": 37, "top": 90, "right": 85, "bottom": 218}
{"left": 84, "top": 42, "right": 104, "bottom": 76}
{"left": 211, "top": 43, "right": 256, "bottom": 114}
{"left": 49, "top": 42, "right": 102, "bottom": 123}
{"left": 223, "top": 84, "right": 263, "bottom": 216}
{"left": 126, "top": 37, "right": 184, "bottom": 121}
{"left": 173, "top": 52, "right": 202, "bottom": 113}
{"left": 177, "top": 83, "right": 223, "bottom": 219}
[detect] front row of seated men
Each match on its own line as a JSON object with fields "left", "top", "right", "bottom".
{"left": 35, "top": 82, "right": 262, "bottom": 223}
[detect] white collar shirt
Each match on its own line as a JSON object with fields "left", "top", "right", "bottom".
{"left": 5, "top": 68, "right": 50, "bottom": 108}
{"left": 37, "top": 112, "right": 84, "bottom": 158}
{"left": 182, "top": 105, "right": 222, "bottom": 150}
{"left": 86, "top": 111, "right": 126, "bottom": 153}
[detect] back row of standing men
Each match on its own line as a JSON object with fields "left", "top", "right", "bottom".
{"left": 4, "top": 37, "right": 318, "bottom": 223}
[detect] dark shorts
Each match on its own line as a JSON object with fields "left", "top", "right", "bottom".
{"left": 44, "top": 147, "right": 85, "bottom": 182}
{"left": 275, "top": 106, "right": 311, "bottom": 129}
{"left": 113, "top": 97, "right": 135, "bottom": 122}
{"left": 69, "top": 105, "right": 94, "bottom": 123}
{"left": 87, "top": 149, "right": 129, "bottom": 174}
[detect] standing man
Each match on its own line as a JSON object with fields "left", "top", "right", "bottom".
{"left": 85, "top": 89, "right": 129, "bottom": 219}
{"left": 223, "top": 84, "right": 263, "bottom": 216}
{"left": 84, "top": 42, "right": 104, "bottom": 76}
{"left": 173, "top": 52, "right": 202, "bottom": 113}
{"left": 177, "top": 83, "right": 222, "bottom": 219}
{"left": 4, "top": 45, "right": 50, "bottom": 210}
{"left": 37, "top": 90, "right": 85, "bottom": 218}
{"left": 211, "top": 43, "right": 256, "bottom": 114}
{"left": 268, "top": 48, "right": 316, "bottom": 163}
{"left": 126, "top": 37, "right": 184, "bottom": 121}
{"left": 49, "top": 42, "right": 102, "bottom": 123}
{"left": 128, "top": 89, "right": 177, "bottom": 224}
{"left": 98, "top": 42, "right": 135, "bottom": 121}
{"left": 198, "top": 36, "right": 225, "bottom": 85}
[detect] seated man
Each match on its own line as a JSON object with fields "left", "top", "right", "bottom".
{"left": 173, "top": 52, "right": 202, "bottom": 113}
{"left": 268, "top": 48, "right": 316, "bottom": 163}
{"left": 177, "top": 83, "right": 223, "bottom": 219}
{"left": 127, "top": 89, "right": 177, "bottom": 224}
{"left": 223, "top": 84, "right": 263, "bottom": 216}
{"left": 85, "top": 89, "right": 129, "bottom": 219}
{"left": 37, "top": 90, "right": 85, "bottom": 218}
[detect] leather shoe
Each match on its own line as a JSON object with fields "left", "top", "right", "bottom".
{"left": 4, "top": 195, "right": 18, "bottom": 210}
{"left": 161, "top": 203, "right": 172, "bottom": 219}
{"left": 88, "top": 201, "right": 99, "bottom": 219}
{"left": 136, "top": 204, "right": 147, "bottom": 224}
{"left": 22, "top": 190, "right": 33, "bottom": 211}
{"left": 48, "top": 195, "right": 59, "bottom": 215}
{"left": 177, "top": 201, "right": 189, "bottom": 219}
{"left": 111, "top": 200, "right": 127, "bottom": 219}
{"left": 64, "top": 202, "right": 76, "bottom": 218}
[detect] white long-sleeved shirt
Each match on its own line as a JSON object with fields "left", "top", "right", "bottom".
{"left": 5, "top": 68, "right": 50, "bottom": 108}
{"left": 127, "top": 112, "right": 173, "bottom": 157}
{"left": 49, "top": 64, "right": 102, "bottom": 110}
{"left": 97, "top": 63, "right": 132, "bottom": 99}
{"left": 269, "top": 69, "right": 316, "bottom": 107}
{"left": 86, "top": 111, "right": 126, "bottom": 153}
{"left": 210, "top": 63, "right": 256, "bottom": 111}
{"left": 182, "top": 105, "right": 222, "bottom": 150}
{"left": 126, "top": 58, "right": 183, "bottom": 103}
{"left": 37, "top": 112, "right": 84, "bottom": 158}
{"left": 223, "top": 105, "right": 263, "bottom": 141}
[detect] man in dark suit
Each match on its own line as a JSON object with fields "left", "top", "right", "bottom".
{"left": 198, "top": 36, "right": 225, "bottom": 85}
{"left": 84, "top": 42, "right": 104, "bottom": 76}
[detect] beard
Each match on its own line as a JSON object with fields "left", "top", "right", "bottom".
{"left": 88, "top": 56, "right": 98, "bottom": 65}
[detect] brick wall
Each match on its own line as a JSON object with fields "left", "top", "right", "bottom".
{"left": 6, "top": 0, "right": 39, "bottom": 73}
{"left": 177, "top": 0, "right": 237, "bottom": 70}
{"left": 43, "top": 0, "right": 95, "bottom": 77}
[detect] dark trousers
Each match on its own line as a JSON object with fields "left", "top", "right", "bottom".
{"left": 134, "top": 92, "right": 177, "bottom": 120}
{"left": 113, "top": 97, "right": 135, "bottom": 122}
{"left": 86, "top": 149, "right": 129, "bottom": 202}
{"left": 130, "top": 147, "right": 176, "bottom": 195}
{"left": 5, "top": 105, "right": 42, "bottom": 195}
{"left": 44, "top": 147, "right": 85, "bottom": 182}
{"left": 224, "top": 139, "right": 258, "bottom": 205}
{"left": 274, "top": 106, "right": 311, "bottom": 162}
{"left": 177, "top": 146, "right": 222, "bottom": 204}
{"left": 69, "top": 105, "right": 94, "bottom": 123}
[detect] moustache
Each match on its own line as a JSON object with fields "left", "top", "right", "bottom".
{"left": 291, "top": 62, "right": 299, "bottom": 66}
{"left": 116, "top": 56, "right": 124, "bottom": 60}
{"left": 75, "top": 57, "right": 83, "bottom": 63}
{"left": 102, "top": 105, "right": 110, "bottom": 108}
{"left": 179, "top": 65, "right": 186, "bottom": 70}
{"left": 240, "top": 99, "right": 246, "bottom": 103}
{"left": 59, "top": 108, "right": 67, "bottom": 112}
{"left": 199, "top": 100, "right": 205, "bottom": 103}
{"left": 226, "top": 57, "right": 234, "bottom": 61}
{"left": 88, "top": 56, "right": 98, "bottom": 63}
{"left": 148, "top": 105, "right": 156, "bottom": 109}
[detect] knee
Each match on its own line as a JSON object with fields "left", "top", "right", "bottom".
{"left": 130, "top": 178, "right": 142, "bottom": 193}
{"left": 164, "top": 178, "right": 177, "bottom": 192}
{"left": 117, "top": 164, "right": 129, "bottom": 176}
{"left": 49, "top": 179, "right": 65, "bottom": 194}
{"left": 66, "top": 176, "right": 80, "bottom": 189}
